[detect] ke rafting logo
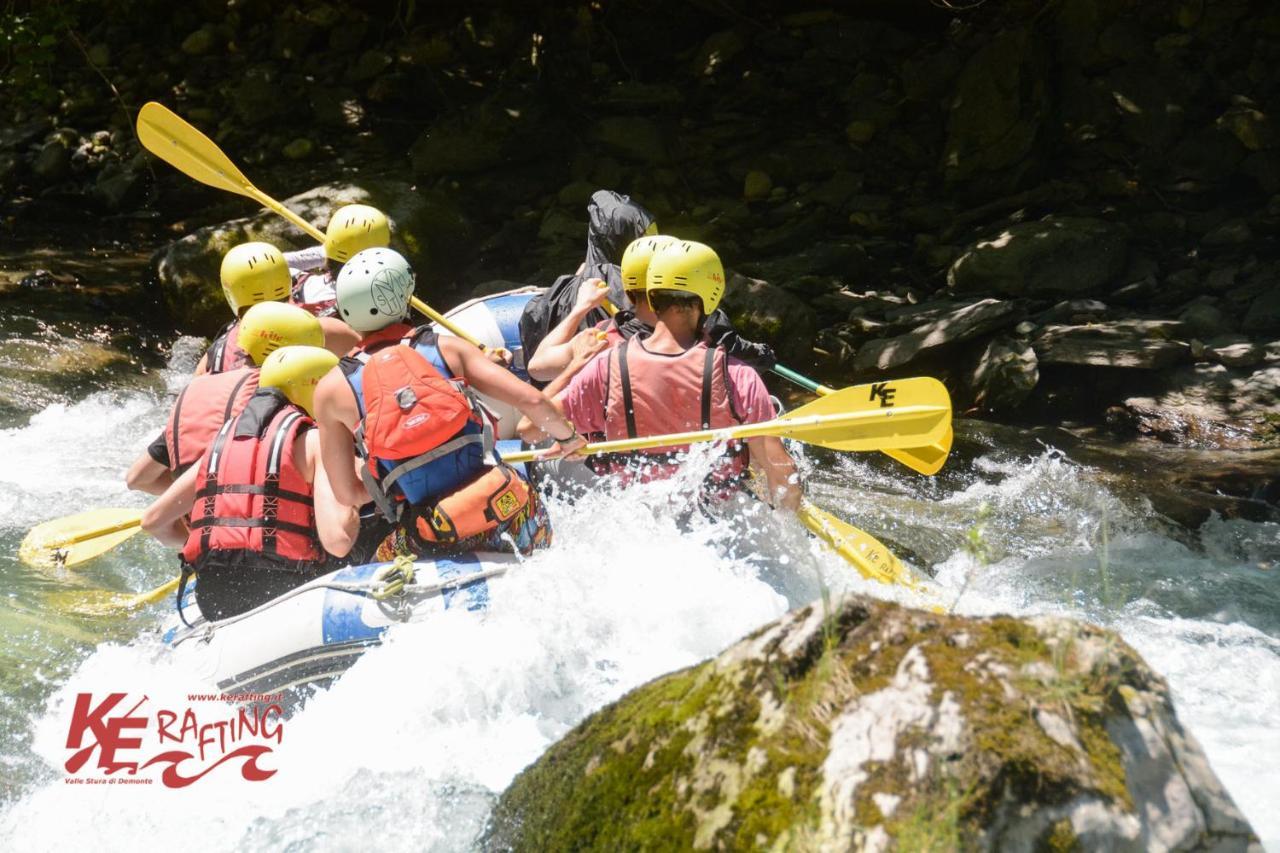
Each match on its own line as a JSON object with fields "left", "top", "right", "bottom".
{"left": 62, "top": 692, "right": 284, "bottom": 788}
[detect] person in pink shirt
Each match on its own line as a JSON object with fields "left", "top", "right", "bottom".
{"left": 521, "top": 240, "right": 800, "bottom": 509}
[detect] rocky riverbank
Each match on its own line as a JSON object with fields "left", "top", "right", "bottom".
{"left": 484, "top": 594, "right": 1262, "bottom": 851}
{"left": 3, "top": 0, "right": 1279, "bottom": 450}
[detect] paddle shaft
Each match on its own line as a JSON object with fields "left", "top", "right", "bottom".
{"left": 771, "top": 363, "right": 836, "bottom": 396}
{"left": 231, "top": 183, "right": 493, "bottom": 351}
{"left": 503, "top": 402, "right": 948, "bottom": 464}
{"left": 52, "top": 516, "right": 142, "bottom": 548}
{"left": 135, "top": 102, "right": 492, "bottom": 352}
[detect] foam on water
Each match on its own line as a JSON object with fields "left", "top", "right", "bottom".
{"left": 0, "top": 344, "right": 1277, "bottom": 849}
{"left": 2, "top": 460, "right": 886, "bottom": 852}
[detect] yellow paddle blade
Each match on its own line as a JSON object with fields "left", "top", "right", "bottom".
{"left": 504, "top": 377, "right": 951, "bottom": 464}
{"left": 883, "top": 425, "right": 953, "bottom": 476}
{"left": 19, "top": 509, "right": 144, "bottom": 570}
{"left": 136, "top": 102, "right": 257, "bottom": 199}
{"left": 136, "top": 103, "right": 493, "bottom": 353}
{"left": 797, "top": 501, "right": 917, "bottom": 588}
{"left": 48, "top": 577, "right": 180, "bottom": 618}
{"left": 773, "top": 377, "right": 950, "bottom": 452}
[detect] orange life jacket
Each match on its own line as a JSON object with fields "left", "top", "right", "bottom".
{"left": 163, "top": 367, "right": 259, "bottom": 474}
{"left": 180, "top": 389, "right": 323, "bottom": 569}
{"left": 600, "top": 339, "right": 748, "bottom": 483}
{"left": 203, "top": 319, "right": 252, "bottom": 374}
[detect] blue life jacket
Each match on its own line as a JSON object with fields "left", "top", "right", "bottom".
{"left": 339, "top": 325, "right": 492, "bottom": 513}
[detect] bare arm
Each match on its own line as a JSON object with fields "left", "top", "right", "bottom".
{"left": 125, "top": 451, "right": 173, "bottom": 496}
{"left": 304, "top": 430, "right": 358, "bottom": 558}
{"left": 748, "top": 436, "right": 802, "bottom": 511}
{"left": 314, "top": 370, "right": 371, "bottom": 508}
{"left": 319, "top": 317, "right": 361, "bottom": 358}
{"left": 526, "top": 278, "right": 609, "bottom": 381}
{"left": 516, "top": 330, "right": 607, "bottom": 440}
{"left": 141, "top": 464, "right": 200, "bottom": 547}
{"left": 441, "top": 336, "right": 584, "bottom": 452}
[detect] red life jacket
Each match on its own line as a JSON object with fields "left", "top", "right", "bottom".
{"left": 600, "top": 339, "right": 748, "bottom": 483}
{"left": 163, "top": 367, "right": 259, "bottom": 474}
{"left": 203, "top": 319, "right": 252, "bottom": 374}
{"left": 180, "top": 389, "right": 323, "bottom": 568}
{"left": 290, "top": 269, "right": 337, "bottom": 317}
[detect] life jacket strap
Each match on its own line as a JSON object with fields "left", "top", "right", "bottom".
{"left": 194, "top": 483, "right": 314, "bottom": 503}
{"left": 618, "top": 339, "right": 638, "bottom": 439}
{"left": 187, "top": 517, "right": 317, "bottom": 537}
{"left": 701, "top": 346, "right": 716, "bottom": 429}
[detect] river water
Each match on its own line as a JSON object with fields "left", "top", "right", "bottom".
{"left": 0, "top": 252, "right": 1276, "bottom": 850}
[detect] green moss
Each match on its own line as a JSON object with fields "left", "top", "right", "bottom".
{"left": 1038, "top": 818, "right": 1081, "bottom": 852}
{"left": 488, "top": 604, "right": 1148, "bottom": 852}
{"left": 486, "top": 665, "right": 713, "bottom": 850}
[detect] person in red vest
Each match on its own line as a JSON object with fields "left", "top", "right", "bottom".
{"left": 125, "top": 302, "right": 325, "bottom": 495}
{"left": 142, "top": 346, "right": 358, "bottom": 621}
{"left": 195, "top": 241, "right": 359, "bottom": 376}
{"left": 523, "top": 240, "right": 801, "bottom": 510}
{"left": 313, "top": 248, "right": 585, "bottom": 563}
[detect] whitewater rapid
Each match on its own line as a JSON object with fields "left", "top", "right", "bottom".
{"left": 0, "top": 341, "right": 1276, "bottom": 851}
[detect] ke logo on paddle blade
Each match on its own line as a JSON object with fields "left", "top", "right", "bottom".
{"left": 869, "top": 383, "right": 896, "bottom": 407}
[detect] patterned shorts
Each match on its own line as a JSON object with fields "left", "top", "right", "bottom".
{"left": 372, "top": 487, "right": 553, "bottom": 561}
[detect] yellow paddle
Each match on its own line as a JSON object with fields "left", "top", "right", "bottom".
{"left": 796, "top": 501, "right": 918, "bottom": 588}
{"left": 503, "top": 376, "right": 951, "bottom": 464}
{"left": 134, "top": 102, "right": 502, "bottom": 356}
{"left": 19, "top": 508, "right": 144, "bottom": 570}
{"left": 769, "top": 365, "right": 952, "bottom": 476}
{"left": 21, "top": 507, "right": 178, "bottom": 616}
{"left": 49, "top": 577, "right": 181, "bottom": 618}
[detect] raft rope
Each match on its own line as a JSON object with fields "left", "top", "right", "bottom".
{"left": 176, "top": 562, "right": 511, "bottom": 635}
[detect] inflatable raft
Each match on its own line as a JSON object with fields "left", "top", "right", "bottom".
{"left": 163, "top": 277, "right": 545, "bottom": 695}
{"left": 433, "top": 286, "right": 540, "bottom": 439}
{"left": 163, "top": 552, "right": 517, "bottom": 694}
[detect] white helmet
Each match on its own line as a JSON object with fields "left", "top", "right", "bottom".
{"left": 335, "top": 248, "right": 415, "bottom": 332}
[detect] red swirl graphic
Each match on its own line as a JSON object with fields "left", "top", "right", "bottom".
{"left": 140, "top": 745, "right": 276, "bottom": 788}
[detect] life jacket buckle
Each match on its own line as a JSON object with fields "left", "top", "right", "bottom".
{"left": 394, "top": 386, "right": 418, "bottom": 411}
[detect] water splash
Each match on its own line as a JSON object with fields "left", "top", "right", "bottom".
{"left": 0, "top": 344, "right": 1277, "bottom": 848}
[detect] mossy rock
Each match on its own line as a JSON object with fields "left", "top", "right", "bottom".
{"left": 485, "top": 596, "right": 1259, "bottom": 851}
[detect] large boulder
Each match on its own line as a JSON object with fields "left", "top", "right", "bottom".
{"left": 1113, "top": 364, "right": 1280, "bottom": 448}
{"left": 154, "top": 181, "right": 469, "bottom": 333}
{"left": 948, "top": 217, "right": 1129, "bottom": 299}
{"left": 487, "top": 596, "right": 1259, "bottom": 851}
{"left": 1034, "top": 320, "right": 1190, "bottom": 369}
{"left": 719, "top": 272, "right": 819, "bottom": 365}
{"left": 964, "top": 335, "right": 1040, "bottom": 413}
{"left": 853, "top": 298, "right": 1019, "bottom": 373}
{"left": 942, "top": 29, "right": 1047, "bottom": 192}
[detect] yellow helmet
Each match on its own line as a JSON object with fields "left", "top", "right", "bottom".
{"left": 236, "top": 302, "right": 325, "bottom": 366}
{"left": 620, "top": 234, "right": 677, "bottom": 292}
{"left": 258, "top": 345, "right": 338, "bottom": 417}
{"left": 646, "top": 240, "right": 726, "bottom": 314}
{"left": 219, "top": 242, "right": 291, "bottom": 315}
{"left": 323, "top": 204, "right": 391, "bottom": 263}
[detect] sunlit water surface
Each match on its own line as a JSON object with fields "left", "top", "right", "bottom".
{"left": 0, "top": 328, "right": 1275, "bottom": 851}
